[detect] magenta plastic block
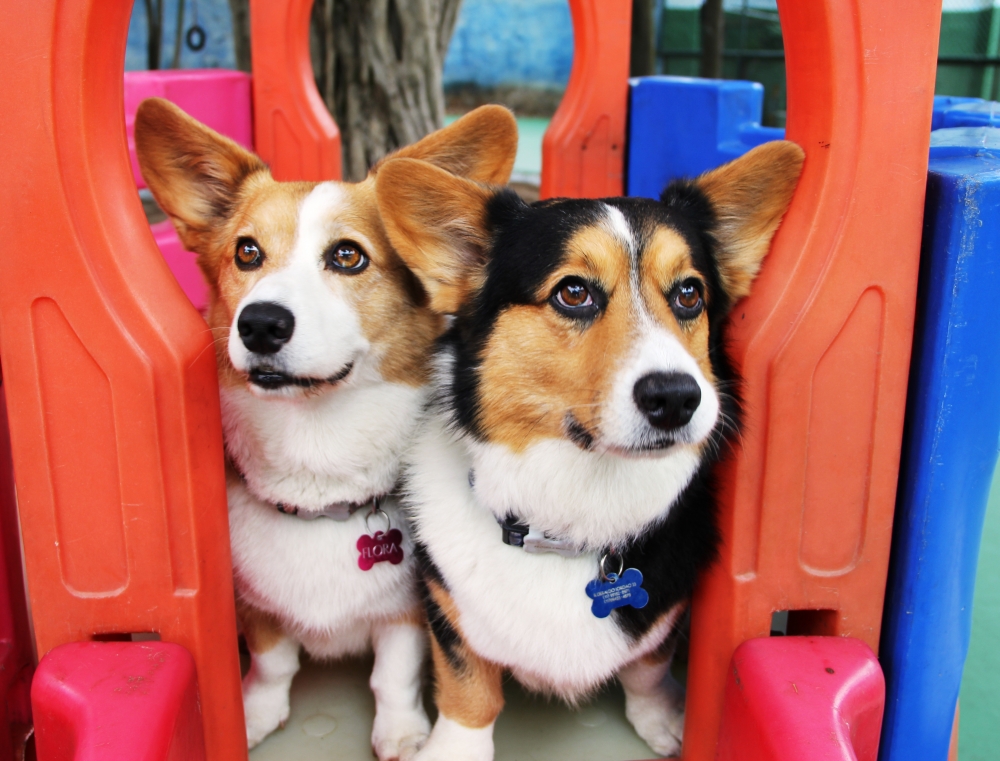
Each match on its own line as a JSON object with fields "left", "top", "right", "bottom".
{"left": 32, "top": 642, "right": 207, "bottom": 761}
{"left": 716, "top": 637, "right": 885, "bottom": 761}
{"left": 151, "top": 220, "right": 208, "bottom": 312}
{"left": 123, "top": 70, "right": 251, "bottom": 311}
{"left": 0, "top": 386, "right": 33, "bottom": 761}
{"left": 123, "top": 70, "right": 253, "bottom": 190}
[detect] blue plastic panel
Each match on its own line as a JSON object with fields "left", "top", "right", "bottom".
{"left": 879, "top": 128, "right": 1000, "bottom": 761}
{"left": 626, "top": 76, "right": 783, "bottom": 199}
{"left": 932, "top": 95, "right": 1000, "bottom": 130}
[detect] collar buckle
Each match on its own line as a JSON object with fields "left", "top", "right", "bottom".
{"left": 500, "top": 517, "right": 584, "bottom": 557}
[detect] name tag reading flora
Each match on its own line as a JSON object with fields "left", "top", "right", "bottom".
{"left": 357, "top": 528, "right": 404, "bottom": 571}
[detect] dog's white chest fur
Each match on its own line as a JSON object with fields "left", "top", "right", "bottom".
{"left": 229, "top": 483, "right": 418, "bottom": 655}
{"left": 405, "top": 415, "right": 681, "bottom": 700}
{"left": 223, "top": 379, "right": 427, "bottom": 658}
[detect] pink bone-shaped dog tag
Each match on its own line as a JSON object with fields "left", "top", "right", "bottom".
{"left": 356, "top": 528, "right": 405, "bottom": 571}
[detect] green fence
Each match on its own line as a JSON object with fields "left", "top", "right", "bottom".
{"left": 657, "top": 0, "right": 1000, "bottom": 127}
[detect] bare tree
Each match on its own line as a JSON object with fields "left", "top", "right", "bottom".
{"left": 630, "top": 0, "right": 656, "bottom": 77}
{"left": 699, "top": 0, "right": 725, "bottom": 79}
{"left": 228, "top": 0, "right": 462, "bottom": 181}
{"left": 227, "top": 0, "right": 252, "bottom": 72}
{"left": 144, "top": 0, "right": 165, "bottom": 69}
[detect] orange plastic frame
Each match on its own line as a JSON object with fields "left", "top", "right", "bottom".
{"left": 541, "top": 0, "right": 632, "bottom": 199}
{"left": 0, "top": 0, "right": 940, "bottom": 759}
{"left": 0, "top": 0, "right": 342, "bottom": 756}
{"left": 250, "top": 0, "right": 342, "bottom": 180}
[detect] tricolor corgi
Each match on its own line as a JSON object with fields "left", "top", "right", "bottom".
{"left": 135, "top": 99, "right": 517, "bottom": 757}
{"left": 374, "top": 141, "right": 803, "bottom": 759}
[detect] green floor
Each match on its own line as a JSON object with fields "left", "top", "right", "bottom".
{"left": 959, "top": 460, "right": 1000, "bottom": 758}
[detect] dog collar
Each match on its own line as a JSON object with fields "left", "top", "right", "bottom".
{"left": 230, "top": 461, "right": 382, "bottom": 522}
{"left": 467, "top": 469, "right": 586, "bottom": 556}
{"left": 275, "top": 497, "right": 377, "bottom": 521}
{"left": 499, "top": 516, "right": 587, "bottom": 557}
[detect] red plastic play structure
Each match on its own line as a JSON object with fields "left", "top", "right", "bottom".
{"left": 0, "top": 0, "right": 943, "bottom": 759}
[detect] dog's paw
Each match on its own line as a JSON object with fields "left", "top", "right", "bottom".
{"left": 408, "top": 716, "right": 494, "bottom": 761}
{"left": 371, "top": 707, "right": 431, "bottom": 761}
{"left": 243, "top": 679, "right": 292, "bottom": 748}
{"left": 625, "top": 695, "right": 684, "bottom": 758}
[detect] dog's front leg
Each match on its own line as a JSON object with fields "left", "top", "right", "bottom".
{"left": 238, "top": 603, "right": 301, "bottom": 748}
{"left": 618, "top": 647, "right": 685, "bottom": 758}
{"left": 412, "top": 581, "right": 504, "bottom": 761}
{"left": 370, "top": 614, "right": 432, "bottom": 761}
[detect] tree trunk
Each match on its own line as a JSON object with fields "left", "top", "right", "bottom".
{"left": 144, "top": 0, "right": 164, "bottom": 70}
{"left": 699, "top": 0, "right": 725, "bottom": 79}
{"left": 227, "top": 0, "right": 252, "bottom": 72}
{"left": 312, "top": 0, "right": 463, "bottom": 180}
{"left": 630, "top": 0, "right": 656, "bottom": 78}
{"left": 227, "top": 0, "right": 460, "bottom": 180}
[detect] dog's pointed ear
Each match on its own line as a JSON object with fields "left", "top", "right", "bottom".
{"left": 376, "top": 157, "right": 494, "bottom": 314}
{"left": 386, "top": 105, "right": 518, "bottom": 186}
{"left": 666, "top": 140, "right": 804, "bottom": 302}
{"left": 135, "top": 97, "right": 267, "bottom": 251}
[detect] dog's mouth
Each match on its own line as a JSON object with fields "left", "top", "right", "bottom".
{"left": 248, "top": 362, "right": 354, "bottom": 391}
{"left": 565, "top": 413, "right": 679, "bottom": 455}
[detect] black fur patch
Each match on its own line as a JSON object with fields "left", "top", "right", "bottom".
{"left": 414, "top": 543, "right": 464, "bottom": 672}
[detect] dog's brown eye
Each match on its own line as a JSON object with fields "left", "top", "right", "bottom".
{"left": 558, "top": 283, "right": 592, "bottom": 308}
{"left": 235, "top": 238, "right": 264, "bottom": 270}
{"left": 325, "top": 241, "right": 369, "bottom": 274}
{"left": 551, "top": 277, "right": 602, "bottom": 319}
{"left": 669, "top": 279, "right": 704, "bottom": 319}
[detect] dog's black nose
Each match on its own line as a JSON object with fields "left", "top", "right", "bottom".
{"left": 237, "top": 302, "right": 295, "bottom": 354}
{"left": 633, "top": 372, "right": 702, "bottom": 430}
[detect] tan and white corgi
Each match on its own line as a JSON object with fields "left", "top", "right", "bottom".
{"left": 135, "top": 99, "right": 517, "bottom": 757}
{"left": 374, "top": 142, "right": 803, "bottom": 760}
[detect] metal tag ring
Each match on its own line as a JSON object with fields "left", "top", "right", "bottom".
{"left": 599, "top": 551, "right": 624, "bottom": 583}
{"left": 364, "top": 500, "right": 391, "bottom": 535}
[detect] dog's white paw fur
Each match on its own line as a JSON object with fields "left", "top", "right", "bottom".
{"left": 242, "top": 637, "right": 301, "bottom": 748}
{"left": 625, "top": 694, "right": 684, "bottom": 757}
{"left": 372, "top": 707, "right": 431, "bottom": 761}
{"left": 243, "top": 677, "right": 292, "bottom": 748}
{"left": 620, "top": 657, "right": 685, "bottom": 758}
{"left": 410, "top": 716, "right": 495, "bottom": 761}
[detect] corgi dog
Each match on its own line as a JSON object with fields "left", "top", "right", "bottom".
{"left": 374, "top": 141, "right": 803, "bottom": 760}
{"left": 135, "top": 99, "right": 517, "bottom": 757}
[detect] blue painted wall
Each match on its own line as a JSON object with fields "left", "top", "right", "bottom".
{"left": 127, "top": 0, "right": 573, "bottom": 90}
{"left": 444, "top": 0, "right": 572, "bottom": 89}
{"left": 127, "top": 0, "right": 236, "bottom": 71}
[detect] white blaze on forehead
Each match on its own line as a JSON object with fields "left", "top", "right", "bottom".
{"left": 292, "top": 182, "right": 349, "bottom": 263}
{"left": 601, "top": 203, "right": 636, "bottom": 257}
{"left": 227, "top": 181, "right": 372, "bottom": 383}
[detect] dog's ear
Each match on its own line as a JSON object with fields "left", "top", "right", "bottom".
{"left": 135, "top": 97, "right": 267, "bottom": 251}
{"left": 385, "top": 105, "right": 518, "bottom": 186}
{"left": 375, "top": 157, "right": 494, "bottom": 314}
{"left": 666, "top": 140, "right": 804, "bottom": 302}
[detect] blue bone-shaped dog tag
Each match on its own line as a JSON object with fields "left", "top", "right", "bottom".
{"left": 585, "top": 567, "right": 649, "bottom": 618}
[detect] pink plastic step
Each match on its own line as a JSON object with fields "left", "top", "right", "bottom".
{"left": 32, "top": 642, "right": 207, "bottom": 761}
{"left": 715, "top": 636, "right": 885, "bottom": 761}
